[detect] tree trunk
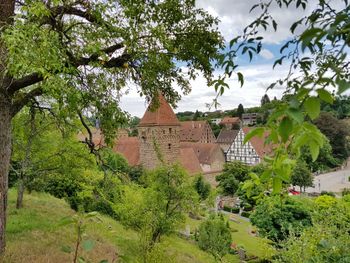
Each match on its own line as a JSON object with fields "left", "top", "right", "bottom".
{"left": 0, "top": 95, "right": 12, "bottom": 254}
{"left": 0, "top": 0, "right": 16, "bottom": 254}
{"left": 16, "top": 177, "right": 24, "bottom": 209}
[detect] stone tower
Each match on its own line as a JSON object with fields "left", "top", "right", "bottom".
{"left": 138, "top": 94, "right": 180, "bottom": 170}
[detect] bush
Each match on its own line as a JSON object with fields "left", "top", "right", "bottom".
{"left": 223, "top": 205, "right": 232, "bottom": 212}
{"left": 250, "top": 196, "right": 312, "bottom": 244}
{"left": 232, "top": 207, "right": 240, "bottom": 214}
{"left": 342, "top": 188, "right": 350, "bottom": 196}
{"left": 243, "top": 204, "right": 253, "bottom": 211}
{"left": 241, "top": 211, "right": 251, "bottom": 218}
{"left": 193, "top": 175, "right": 211, "bottom": 200}
{"left": 320, "top": 191, "right": 336, "bottom": 197}
{"left": 197, "top": 214, "right": 232, "bottom": 261}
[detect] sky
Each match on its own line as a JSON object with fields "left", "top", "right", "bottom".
{"left": 118, "top": 0, "right": 328, "bottom": 117}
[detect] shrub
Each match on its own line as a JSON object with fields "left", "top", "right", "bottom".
{"left": 197, "top": 214, "right": 232, "bottom": 261}
{"left": 232, "top": 207, "right": 240, "bottom": 214}
{"left": 193, "top": 175, "right": 211, "bottom": 200}
{"left": 320, "top": 191, "right": 336, "bottom": 197}
{"left": 241, "top": 211, "right": 251, "bottom": 218}
{"left": 342, "top": 188, "right": 350, "bottom": 196}
{"left": 250, "top": 196, "right": 312, "bottom": 244}
{"left": 223, "top": 206, "right": 232, "bottom": 212}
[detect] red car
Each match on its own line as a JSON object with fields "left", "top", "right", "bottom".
{"left": 288, "top": 189, "right": 300, "bottom": 195}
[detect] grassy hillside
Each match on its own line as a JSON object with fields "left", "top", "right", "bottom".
{"left": 3, "top": 189, "right": 268, "bottom": 263}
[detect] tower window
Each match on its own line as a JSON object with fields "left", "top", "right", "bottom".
{"left": 168, "top": 143, "right": 171, "bottom": 149}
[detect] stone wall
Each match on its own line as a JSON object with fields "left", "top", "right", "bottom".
{"left": 138, "top": 125, "right": 180, "bottom": 170}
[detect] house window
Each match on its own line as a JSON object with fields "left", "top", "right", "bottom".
{"left": 169, "top": 128, "right": 172, "bottom": 134}
{"left": 168, "top": 143, "right": 171, "bottom": 149}
{"left": 163, "top": 130, "right": 165, "bottom": 134}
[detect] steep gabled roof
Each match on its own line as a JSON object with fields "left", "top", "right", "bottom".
{"left": 139, "top": 94, "right": 180, "bottom": 127}
{"left": 113, "top": 137, "right": 140, "bottom": 166}
{"left": 180, "top": 142, "right": 224, "bottom": 165}
{"left": 216, "top": 129, "right": 239, "bottom": 144}
{"left": 242, "top": 127, "right": 273, "bottom": 158}
{"left": 179, "top": 148, "right": 203, "bottom": 174}
{"left": 179, "top": 120, "right": 208, "bottom": 142}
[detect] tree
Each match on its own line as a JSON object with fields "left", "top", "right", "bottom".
{"left": 197, "top": 214, "right": 232, "bottom": 262}
{"left": 11, "top": 107, "right": 96, "bottom": 209}
{"left": 0, "top": 1, "right": 222, "bottom": 252}
{"left": 260, "top": 94, "right": 270, "bottom": 106}
{"left": 314, "top": 112, "right": 350, "bottom": 161}
{"left": 290, "top": 161, "right": 313, "bottom": 192}
{"left": 250, "top": 196, "right": 312, "bottom": 244}
{"left": 214, "top": 0, "right": 350, "bottom": 196}
{"left": 276, "top": 197, "right": 350, "bottom": 262}
{"left": 216, "top": 161, "right": 249, "bottom": 196}
{"left": 116, "top": 165, "right": 197, "bottom": 258}
{"left": 193, "top": 175, "right": 211, "bottom": 201}
{"left": 237, "top": 104, "right": 244, "bottom": 120}
{"left": 193, "top": 110, "right": 201, "bottom": 121}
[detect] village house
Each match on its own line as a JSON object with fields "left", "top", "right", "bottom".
{"left": 242, "top": 113, "right": 259, "bottom": 126}
{"left": 225, "top": 127, "right": 272, "bottom": 165}
{"left": 179, "top": 120, "right": 216, "bottom": 143}
{"left": 219, "top": 116, "right": 241, "bottom": 130}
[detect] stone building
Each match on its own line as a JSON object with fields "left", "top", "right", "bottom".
{"left": 113, "top": 94, "right": 225, "bottom": 174}
{"left": 138, "top": 94, "right": 181, "bottom": 170}
{"left": 179, "top": 120, "right": 216, "bottom": 143}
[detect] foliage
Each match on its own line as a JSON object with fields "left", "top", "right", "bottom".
{"left": 116, "top": 165, "right": 198, "bottom": 257}
{"left": 213, "top": 0, "right": 350, "bottom": 195}
{"left": 197, "top": 213, "right": 232, "bottom": 262}
{"left": 260, "top": 94, "right": 270, "bottom": 107}
{"left": 250, "top": 196, "right": 312, "bottom": 244}
{"left": 237, "top": 104, "right": 244, "bottom": 119}
{"left": 193, "top": 175, "right": 211, "bottom": 201}
{"left": 299, "top": 139, "right": 340, "bottom": 172}
{"left": 314, "top": 112, "right": 350, "bottom": 160}
{"left": 216, "top": 161, "right": 250, "bottom": 196}
{"left": 290, "top": 161, "right": 313, "bottom": 192}
{"left": 276, "top": 198, "right": 350, "bottom": 263}
{"left": 59, "top": 212, "right": 107, "bottom": 263}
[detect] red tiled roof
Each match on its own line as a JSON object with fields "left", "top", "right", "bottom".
{"left": 220, "top": 117, "right": 240, "bottom": 125}
{"left": 139, "top": 94, "right": 180, "bottom": 127}
{"left": 113, "top": 137, "right": 140, "bottom": 166}
{"left": 179, "top": 148, "right": 203, "bottom": 174}
{"left": 242, "top": 127, "right": 273, "bottom": 158}
{"left": 179, "top": 121, "right": 207, "bottom": 142}
{"left": 180, "top": 142, "right": 224, "bottom": 165}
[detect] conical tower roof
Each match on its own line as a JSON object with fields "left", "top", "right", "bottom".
{"left": 139, "top": 94, "right": 180, "bottom": 127}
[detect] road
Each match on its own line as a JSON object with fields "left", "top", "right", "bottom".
{"left": 305, "top": 159, "right": 350, "bottom": 193}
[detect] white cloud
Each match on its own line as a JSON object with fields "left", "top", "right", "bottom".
{"left": 260, "top": 49, "right": 274, "bottom": 60}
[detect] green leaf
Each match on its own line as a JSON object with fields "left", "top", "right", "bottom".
{"left": 272, "top": 177, "right": 282, "bottom": 194}
{"left": 61, "top": 245, "right": 73, "bottom": 254}
{"left": 82, "top": 240, "right": 95, "bottom": 252}
{"left": 287, "top": 108, "right": 304, "bottom": 123}
{"left": 243, "top": 127, "right": 264, "bottom": 144}
{"left": 309, "top": 140, "right": 320, "bottom": 161}
{"left": 272, "top": 20, "right": 277, "bottom": 31}
{"left": 316, "top": 89, "right": 333, "bottom": 104}
{"left": 304, "top": 97, "right": 320, "bottom": 120}
{"left": 279, "top": 117, "right": 293, "bottom": 142}
{"left": 337, "top": 80, "right": 350, "bottom": 94}
{"left": 237, "top": 72, "right": 244, "bottom": 87}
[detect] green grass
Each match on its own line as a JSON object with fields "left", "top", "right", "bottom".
{"left": 4, "top": 189, "right": 267, "bottom": 263}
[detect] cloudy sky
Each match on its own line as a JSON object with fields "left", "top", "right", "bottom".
{"left": 119, "top": 0, "right": 316, "bottom": 117}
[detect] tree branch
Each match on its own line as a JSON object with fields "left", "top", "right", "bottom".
{"left": 7, "top": 73, "right": 44, "bottom": 94}
{"left": 11, "top": 87, "right": 43, "bottom": 117}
